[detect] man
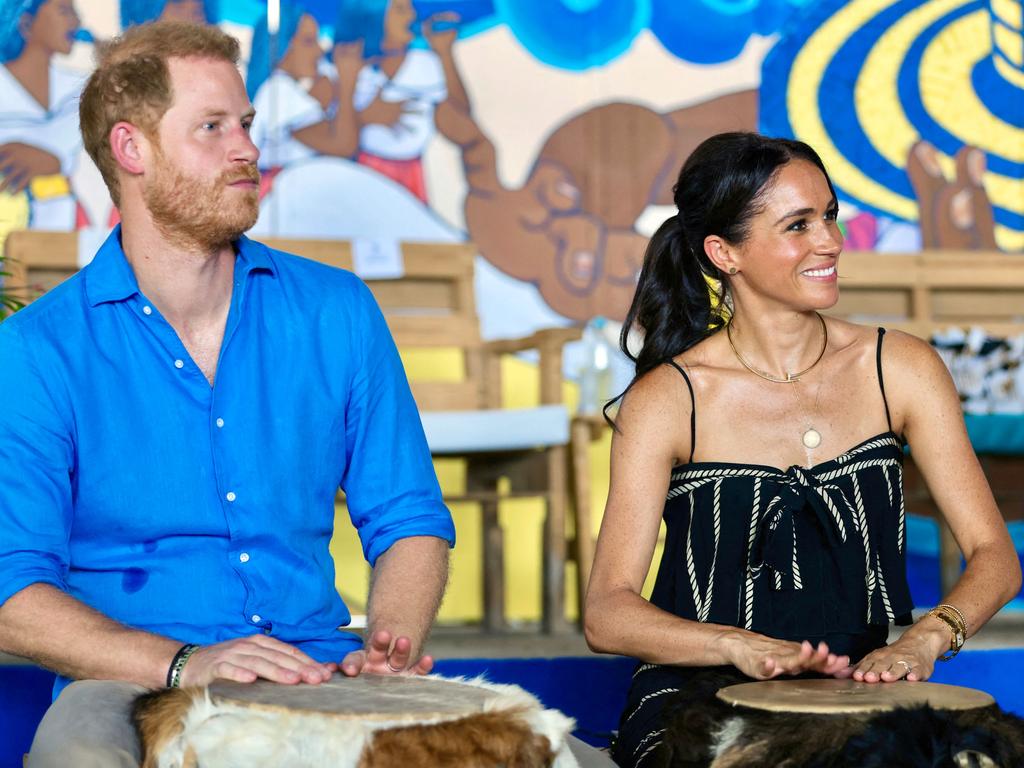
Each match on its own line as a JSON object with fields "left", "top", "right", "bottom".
{"left": 0, "top": 21, "right": 454, "bottom": 766}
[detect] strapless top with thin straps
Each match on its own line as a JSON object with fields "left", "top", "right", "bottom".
{"left": 650, "top": 328, "right": 914, "bottom": 642}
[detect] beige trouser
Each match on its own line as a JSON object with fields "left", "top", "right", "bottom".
{"left": 27, "top": 679, "right": 615, "bottom": 767}
{"left": 28, "top": 680, "right": 145, "bottom": 768}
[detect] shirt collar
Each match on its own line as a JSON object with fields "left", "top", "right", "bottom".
{"left": 85, "top": 227, "right": 276, "bottom": 307}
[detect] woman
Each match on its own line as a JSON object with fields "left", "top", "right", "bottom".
{"left": 583, "top": 133, "right": 1021, "bottom": 767}
{"left": 0, "top": 0, "right": 83, "bottom": 230}
{"left": 336, "top": 0, "right": 464, "bottom": 203}
{"left": 246, "top": 5, "right": 361, "bottom": 173}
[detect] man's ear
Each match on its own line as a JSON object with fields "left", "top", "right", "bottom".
{"left": 109, "top": 122, "right": 149, "bottom": 176}
{"left": 704, "top": 234, "right": 740, "bottom": 276}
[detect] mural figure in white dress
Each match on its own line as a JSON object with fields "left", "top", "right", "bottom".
{"left": 0, "top": 0, "right": 84, "bottom": 233}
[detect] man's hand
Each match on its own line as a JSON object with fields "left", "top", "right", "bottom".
{"left": 178, "top": 635, "right": 336, "bottom": 687}
{"left": 340, "top": 629, "right": 434, "bottom": 677}
{"left": 0, "top": 142, "right": 62, "bottom": 194}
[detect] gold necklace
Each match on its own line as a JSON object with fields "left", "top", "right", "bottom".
{"left": 726, "top": 313, "right": 828, "bottom": 449}
{"left": 726, "top": 313, "right": 828, "bottom": 384}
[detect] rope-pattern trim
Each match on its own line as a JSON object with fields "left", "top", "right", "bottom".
{"left": 850, "top": 473, "right": 876, "bottom": 623}
{"left": 634, "top": 729, "right": 666, "bottom": 766}
{"left": 743, "top": 478, "right": 761, "bottom": 630}
{"left": 684, "top": 494, "right": 703, "bottom": 621}
{"left": 703, "top": 479, "right": 722, "bottom": 622}
{"left": 623, "top": 689, "right": 680, "bottom": 725}
{"left": 816, "top": 458, "right": 901, "bottom": 484}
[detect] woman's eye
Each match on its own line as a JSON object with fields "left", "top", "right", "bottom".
{"left": 825, "top": 209, "right": 839, "bottom": 221}
{"left": 787, "top": 219, "right": 807, "bottom": 232}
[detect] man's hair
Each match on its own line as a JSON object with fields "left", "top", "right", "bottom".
{"left": 79, "top": 21, "right": 240, "bottom": 206}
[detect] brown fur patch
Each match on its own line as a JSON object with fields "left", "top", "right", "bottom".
{"left": 360, "top": 709, "right": 556, "bottom": 768}
{"left": 132, "top": 687, "right": 203, "bottom": 768}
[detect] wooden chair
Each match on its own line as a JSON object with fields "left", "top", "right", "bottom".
{"left": 831, "top": 250, "right": 1024, "bottom": 595}
{"left": 3, "top": 230, "right": 581, "bottom": 632}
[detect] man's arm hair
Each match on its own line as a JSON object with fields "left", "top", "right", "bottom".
{"left": 364, "top": 535, "right": 450, "bottom": 660}
{"left": 0, "top": 583, "right": 180, "bottom": 688}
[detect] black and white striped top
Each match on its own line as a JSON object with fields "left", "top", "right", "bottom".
{"left": 649, "top": 329, "right": 914, "bottom": 641}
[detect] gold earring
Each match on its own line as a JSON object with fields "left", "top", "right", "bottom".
{"left": 728, "top": 267, "right": 737, "bottom": 275}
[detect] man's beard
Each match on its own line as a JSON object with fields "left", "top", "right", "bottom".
{"left": 144, "top": 152, "right": 260, "bottom": 251}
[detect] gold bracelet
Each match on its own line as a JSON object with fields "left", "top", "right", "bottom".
{"left": 937, "top": 603, "right": 968, "bottom": 635}
{"left": 926, "top": 607, "right": 965, "bottom": 661}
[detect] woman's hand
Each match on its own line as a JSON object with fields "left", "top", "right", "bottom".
{"left": 423, "top": 13, "right": 460, "bottom": 55}
{"left": 718, "top": 630, "right": 850, "bottom": 680}
{"left": 843, "top": 620, "right": 950, "bottom": 683}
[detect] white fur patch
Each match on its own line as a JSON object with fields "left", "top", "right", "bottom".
{"left": 151, "top": 674, "right": 578, "bottom": 768}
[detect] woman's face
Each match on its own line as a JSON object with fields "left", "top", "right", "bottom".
{"left": 284, "top": 15, "right": 322, "bottom": 79}
{"left": 25, "top": 0, "right": 79, "bottom": 56}
{"left": 727, "top": 159, "right": 843, "bottom": 311}
{"left": 158, "top": 0, "right": 206, "bottom": 24}
{"left": 382, "top": 0, "right": 416, "bottom": 50}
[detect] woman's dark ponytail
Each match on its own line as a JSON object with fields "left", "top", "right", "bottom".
{"left": 621, "top": 215, "right": 725, "bottom": 381}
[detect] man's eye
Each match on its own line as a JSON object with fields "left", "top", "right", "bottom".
{"left": 202, "top": 122, "right": 218, "bottom": 131}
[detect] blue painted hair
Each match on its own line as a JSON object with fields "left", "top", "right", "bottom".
{"left": 0, "top": 0, "right": 46, "bottom": 62}
{"left": 333, "top": 0, "right": 388, "bottom": 58}
{"left": 245, "top": 2, "right": 306, "bottom": 100}
{"left": 120, "top": 0, "right": 217, "bottom": 28}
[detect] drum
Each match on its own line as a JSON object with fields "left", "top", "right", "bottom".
{"left": 133, "top": 673, "right": 579, "bottom": 768}
{"left": 656, "top": 676, "right": 1024, "bottom": 767}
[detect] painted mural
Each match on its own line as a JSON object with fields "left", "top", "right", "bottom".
{"left": 1, "top": 0, "right": 1022, "bottom": 337}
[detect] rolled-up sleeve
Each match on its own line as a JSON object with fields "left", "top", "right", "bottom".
{"left": 339, "top": 281, "right": 455, "bottom": 566}
{"left": 0, "top": 323, "right": 74, "bottom": 606}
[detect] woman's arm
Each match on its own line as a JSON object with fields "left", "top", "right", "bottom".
{"left": 585, "top": 364, "right": 850, "bottom": 679}
{"left": 850, "top": 331, "right": 1021, "bottom": 682}
{"left": 291, "top": 43, "right": 362, "bottom": 158}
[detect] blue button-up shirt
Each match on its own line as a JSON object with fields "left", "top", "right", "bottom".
{"left": 0, "top": 228, "right": 455, "bottom": 694}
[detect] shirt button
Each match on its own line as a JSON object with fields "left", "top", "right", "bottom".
{"left": 142, "top": 306, "right": 152, "bottom": 315}
{"left": 252, "top": 614, "right": 262, "bottom": 623}
{"left": 239, "top": 552, "right": 250, "bottom": 563}
{"left": 174, "top": 359, "right": 184, "bottom": 369}
{"left": 216, "top": 418, "right": 225, "bottom": 428}
{"left": 226, "top": 491, "right": 237, "bottom": 502}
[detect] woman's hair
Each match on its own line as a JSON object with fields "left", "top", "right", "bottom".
{"left": 119, "top": 0, "right": 217, "bottom": 29}
{"left": 608, "top": 132, "right": 835, "bottom": 420}
{"left": 0, "top": 0, "right": 46, "bottom": 62}
{"left": 333, "top": 0, "right": 389, "bottom": 58}
{"left": 245, "top": 3, "right": 307, "bottom": 100}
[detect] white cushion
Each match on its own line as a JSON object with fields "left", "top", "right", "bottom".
{"left": 421, "top": 405, "right": 570, "bottom": 454}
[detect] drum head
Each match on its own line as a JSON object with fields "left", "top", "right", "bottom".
{"left": 209, "top": 675, "right": 499, "bottom": 723}
{"left": 716, "top": 679, "right": 995, "bottom": 714}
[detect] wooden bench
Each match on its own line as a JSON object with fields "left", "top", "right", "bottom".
{"left": 3, "top": 230, "right": 583, "bottom": 632}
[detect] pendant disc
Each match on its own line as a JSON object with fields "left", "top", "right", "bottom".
{"left": 802, "top": 428, "right": 822, "bottom": 449}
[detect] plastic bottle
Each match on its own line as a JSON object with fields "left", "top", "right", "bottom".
{"left": 578, "top": 316, "right": 614, "bottom": 415}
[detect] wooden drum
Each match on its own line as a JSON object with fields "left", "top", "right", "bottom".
{"left": 657, "top": 677, "right": 1024, "bottom": 767}
{"left": 133, "top": 673, "right": 579, "bottom": 768}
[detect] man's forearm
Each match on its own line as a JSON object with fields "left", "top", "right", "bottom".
{"left": 365, "top": 536, "right": 450, "bottom": 658}
{"left": 0, "top": 583, "right": 179, "bottom": 688}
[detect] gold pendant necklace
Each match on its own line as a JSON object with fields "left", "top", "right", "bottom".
{"left": 726, "top": 313, "right": 828, "bottom": 449}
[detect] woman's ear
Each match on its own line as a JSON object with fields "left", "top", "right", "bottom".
{"left": 704, "top": 235, "right": 739, "bottom": 276}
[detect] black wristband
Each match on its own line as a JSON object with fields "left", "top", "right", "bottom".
{"left": 166, "top": 643, "right": 200, "bottom": 688}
